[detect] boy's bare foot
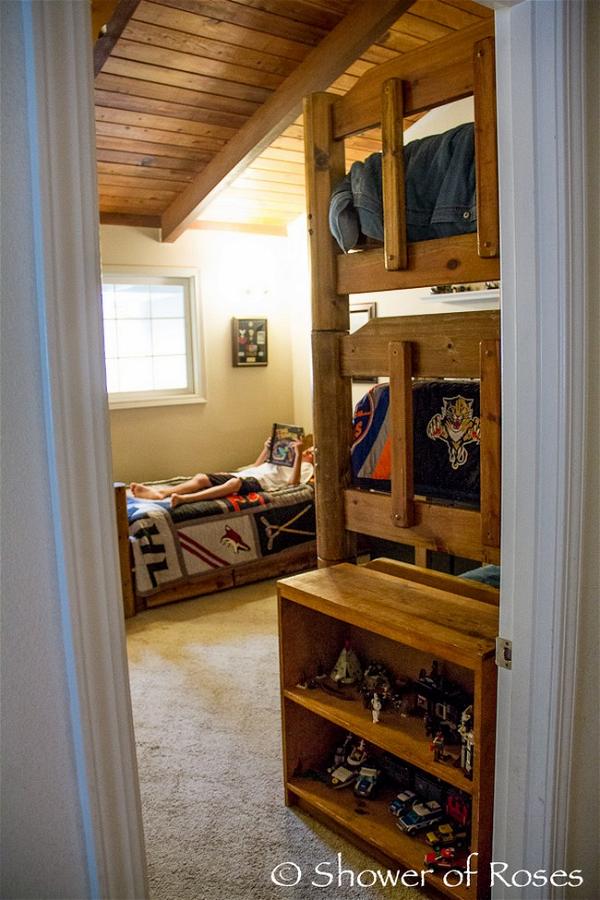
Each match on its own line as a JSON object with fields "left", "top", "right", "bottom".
{"left": 170, "top": 493, "right": 186, "bottom": 508}
{"left": 130, "top": 482, "right": 164, "bottom": 500}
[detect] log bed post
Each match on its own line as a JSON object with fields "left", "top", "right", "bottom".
{"left": 304, "top": 92, "right": 354, "bottom": 567}
{"left": 389, "top": 340, "right": 414, "bottom": 527}
{"left": 114, "top": 482, "right": 135, "bottom": 618}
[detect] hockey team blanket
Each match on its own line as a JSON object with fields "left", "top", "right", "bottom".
{"left": 127, "top": 482, "right": 315, "bottom": 597}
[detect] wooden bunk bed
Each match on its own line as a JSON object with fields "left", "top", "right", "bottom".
{"left": 304, "top": 15, "right": 501, "bottom": 569}
{"left": 276, "top": 18, "right": 502, "bottom": 900}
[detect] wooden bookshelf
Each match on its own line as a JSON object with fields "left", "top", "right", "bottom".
{"left": 278, "top": 563, "right": 498, "bottom": 900}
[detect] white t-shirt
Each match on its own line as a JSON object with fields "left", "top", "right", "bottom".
{"left": 237, "top": 461, "right": 314, "bottom": 492}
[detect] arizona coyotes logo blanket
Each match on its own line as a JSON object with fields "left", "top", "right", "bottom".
{"left": 127, "top": 483, "right": 315, "bottom": 597}
{"left": 177, "top": 515, "right": 259, "bottom": 576}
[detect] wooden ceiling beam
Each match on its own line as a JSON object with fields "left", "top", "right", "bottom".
{"left": 160, "top": 0, "right": 416, "bottom": 242}
{"left": 93, "top": 0, "right": 142, "bottom": 76}
{"left": 100, "top": 212, "right": 161, "bottom": 227}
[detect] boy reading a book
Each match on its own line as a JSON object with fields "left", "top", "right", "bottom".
{"left": 131, "top": 437, "right": 314, "bottom": 508}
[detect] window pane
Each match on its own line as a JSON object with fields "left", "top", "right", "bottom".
{"left": 105, "top": 358, "right": 119, "bottom": 393}
{"left": 102, "top": 284, "right": 115, "bottom": 319}
{"left": 103, "top": 319, "right": 118, "bottom": 359}
{"left": 114, "top": 284, "right": 150, "bottom": 319}
{"left": 152, "top": 318, "right": 186, "bottom": 356}
{"left": 116, "top": 319, "right": 152, "bottom": 357}
{"left": 101, "top": 273, "right": 202, "bottom": 404}
{"left": 150, "top": 284, "right": 184, "bottom": 317}
{"left": 118, "top": 357, "right": 153, "bottom": 392}
{"left": 153, "top": 355, "right": 188, "bottom": 389}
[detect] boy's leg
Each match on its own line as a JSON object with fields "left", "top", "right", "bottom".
{"left": 171, "top": 476, "right": 242, "bottom": 508}
{"left": 131, "top": 473, "right": 211, "bottom": 500}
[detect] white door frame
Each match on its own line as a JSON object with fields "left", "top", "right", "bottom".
{"left": 493, "top": 1, "right": 590, "bottom": 896}
{"left": 24, "top": 0, "right": 591, "bottom": 896}
{"left": 19, "top": 2, "right": 148, "bottom": 896}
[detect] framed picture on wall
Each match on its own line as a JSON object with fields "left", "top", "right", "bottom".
{"left": 232, "top": 317, "right": 268, "bottom": 366}
{"left": 349, "top": 301, "right": 377, "bottom": 383}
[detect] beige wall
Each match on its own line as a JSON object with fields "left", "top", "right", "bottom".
{"left": 287, "top": 216, "right": 313, "bottom": 436}
{"left": 100, "top": 225, "right": 301, "bottom": 482}
{"left": 102, "top": 99, "right": 488, "bottom": 480}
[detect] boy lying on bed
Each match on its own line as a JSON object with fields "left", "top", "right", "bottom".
{"left": 130, "top": 438, "right": 314, "bottom": 508}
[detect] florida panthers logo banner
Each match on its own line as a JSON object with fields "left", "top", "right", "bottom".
{"left": 413, "top": 381, "right": 480, "bottom": 506}
{"left": 350, "top": 380, "right": 480, "bottom": 506}
{"left": 427, "top": 395, "right": 481, "bottom": 470}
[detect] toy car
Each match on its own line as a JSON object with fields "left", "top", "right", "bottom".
{"left": 389, "top": 790, "right": 417, "bottom": 817}
{"left": 424, "top": 847, "right": 470, "bottom": 871}
{"left": 329, "top": 765, "right": 357, "bottom": 789}
{"left": 425, "top": 822, "right": 467, "bottom": 847}
{"left": 353, "top": 766, "right": 379, "bottom": 798}
{"left": 397, "top": 799, "right": 443, "bottom": 835}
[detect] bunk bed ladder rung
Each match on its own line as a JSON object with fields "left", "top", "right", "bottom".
{"left": 389, "top": 340, "right": 414, "bottom": 527}
{"left": 474, "top": 37, "right": 500, "bottom": 259}
{"left": 480, "top": 339, "right": 501, "bottom": 548}
{"left": 381, "top": 79, "right": 408, "bottom": 271}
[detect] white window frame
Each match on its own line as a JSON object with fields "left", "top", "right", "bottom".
{"left": 102, "top": 265, "right": 206, "bottom": 410}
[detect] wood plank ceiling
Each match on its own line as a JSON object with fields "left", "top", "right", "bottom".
{"left": 93, "top": 0, "right": 492, "bottom": 236}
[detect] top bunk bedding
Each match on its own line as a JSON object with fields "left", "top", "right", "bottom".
{"left": 329, "top": 123, "right": 477, "bottom": 253}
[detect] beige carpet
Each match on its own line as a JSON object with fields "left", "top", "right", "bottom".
{"left": 126, "top": 580, "right": 429, "bottom": 900}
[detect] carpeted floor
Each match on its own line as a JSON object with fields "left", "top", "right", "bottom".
{"left": 126, "top": 580, "right": 431, "bottom": 900}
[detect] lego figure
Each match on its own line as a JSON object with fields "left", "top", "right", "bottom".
{"left": 331, "top": 641, "right": 362, "bottom": 685}
{"left": 347, "top": 738, "right": 368, "bottom": 769}
{"left": 458, "top": 706, "right": 474, "bottom": 778}
{"left": 430, "top": 730, "right": 445, "bottom": 761}
{"left": 424, "top": 712, "right": 438, "bottom": 737}
{"left": 327, "top": 733, "right": 354, "bottom": 774}
{"left": 371, "top": 692, "right": 382, "bottom": 724}
{"left": 446, "top": 790, "right": 471, "bottom": 829}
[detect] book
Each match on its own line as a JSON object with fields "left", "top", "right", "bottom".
{"left": 268, "top": 423, "right": 304, "bottom": 467}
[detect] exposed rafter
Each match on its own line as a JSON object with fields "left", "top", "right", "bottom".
{"left": 93, "top": 0, "right": 142, "bottom": 76}
{"left": 159, "top": 0, "right": 415, "bottom": 242}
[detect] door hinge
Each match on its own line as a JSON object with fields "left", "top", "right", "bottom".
{"left": 495, "top": 636, "right": 512, "bottom": 670}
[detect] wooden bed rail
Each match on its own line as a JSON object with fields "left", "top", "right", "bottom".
{"left": 333, "top": 18, "right": 494, "bottom": 138}
{"left": 364, "top": 558, "right": 499, "bottom": 606}
{"left": 340, "top": 310, "right": 500, "bottom": 379}
{"left": 337, "top": 234, "right": 500, "bottom": 294}
{"left": 379, "top": 31, "right": 499, "bottom": 270}
{"left": 331, "top": 16, "right": 500, "bottom": 282}
{"left": 345, "top": 491, "right": 501, "bottom": 566}
{"left": 114, "top": 482, "right": 135, "bottom": 618}
{"left": 341, "top": 310, "right": 501, "bottom": 558}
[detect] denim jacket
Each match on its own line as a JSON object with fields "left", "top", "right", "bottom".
{"left": 329, "top": 122, "right": 477, "bottom": 251}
